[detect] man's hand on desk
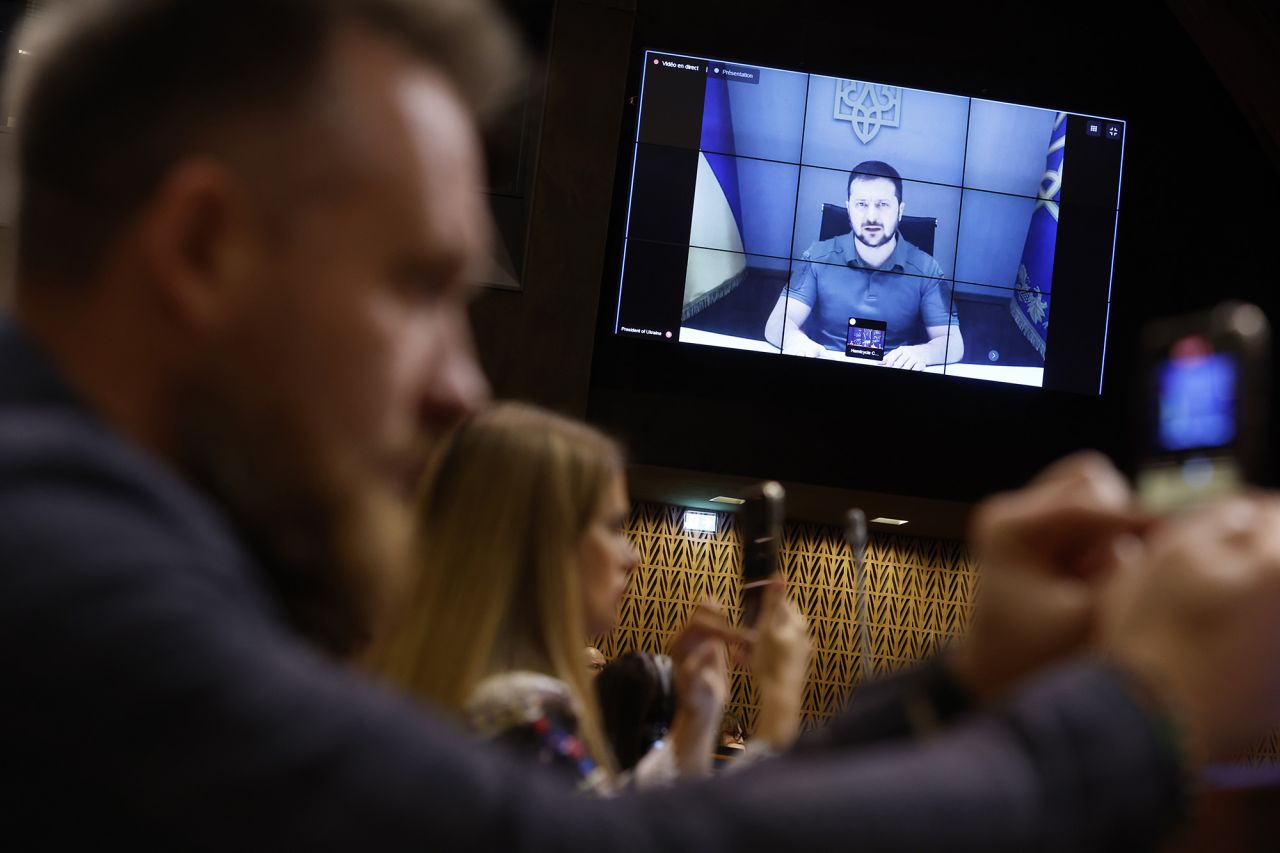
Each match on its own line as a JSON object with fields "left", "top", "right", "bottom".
{"left": 884, "top": 345, "right": 927, "bottom": 370}
{"left": 781, "top": 334, "right": 827, "bottom": 359}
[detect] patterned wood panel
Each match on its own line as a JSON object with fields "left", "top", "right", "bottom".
{"left": 1246, "top": 731, "right": 1280, "bottom": 764}
{"left": 595, "top": 503, "right": 978, "bottom": 733}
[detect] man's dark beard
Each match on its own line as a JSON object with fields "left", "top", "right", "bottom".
{"left": 175, "top": 382, "right": 411, "bottom": 659}
{"left": 854, "top": 222, "right": 897, "bottom": 248}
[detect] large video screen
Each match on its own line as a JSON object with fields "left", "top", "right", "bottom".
{"left": 614, "top": 51, "right": 1126, "bottom": 393}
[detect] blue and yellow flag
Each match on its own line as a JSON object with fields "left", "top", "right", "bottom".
{"left": 1011, "top": 111, "right": 1066, "bottom": 359}
{"left": 682, "top": 72, "right": 748, "bottom": 319}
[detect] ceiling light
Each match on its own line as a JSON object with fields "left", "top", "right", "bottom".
{"left": 683, "top": 510, "right": 717, "bottom": 533}
{"left": 708, "top": 495, "right": 745, "bottom": 505}
{"left": 870, "top": 517, "right": 909, "bottom": 526}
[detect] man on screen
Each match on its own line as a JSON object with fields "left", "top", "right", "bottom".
{"left": 764, "top": 161, "right": 963, "bottom": 370}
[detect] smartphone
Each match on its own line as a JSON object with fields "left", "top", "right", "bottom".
{"left": 845, "top": 317, "right": 887, "bottom": 361}
{"left": 1136, "top": 302, "right": 1269, "bottom": 513}
{"left": 739, "top": 481, "right": 784, "bottom": 627}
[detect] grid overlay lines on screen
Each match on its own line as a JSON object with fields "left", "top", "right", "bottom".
{"left": 626, "top": 232, "right": 1096, "bottom": 298}
{"left": 617, "top": 49, "right": 1125, "bottom": 393}
{"left": 654, "top": 145, "right": 1101, "bottom": 208}
{"left": 941, "top": 97, "right": 974, "bottom": 378}
{"left": 781, "top": 71, "right": 814, "bottom": 358}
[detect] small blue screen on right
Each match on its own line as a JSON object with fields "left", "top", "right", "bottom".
{"left": 1157, "top": 353, "right": 1237, "bottom": 452}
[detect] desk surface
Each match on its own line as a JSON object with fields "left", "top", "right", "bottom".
{"left": 678, "top": 327, "right": 1043, "bottom": 387}
{"left": 933, "top": 362, "right": 1043, "bottom": 386}
{"left": 679, "top": 327, "right": 781, "bottom": 354}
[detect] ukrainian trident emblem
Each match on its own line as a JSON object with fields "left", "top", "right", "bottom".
{"left": 833, "top": 80, "right": 902, "bottom": 144}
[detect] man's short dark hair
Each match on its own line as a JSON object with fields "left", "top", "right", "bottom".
{"left": 5, "top": 0, "right": 521, "bottom": 283}
{"left": 847, "top": 160, "right": 903, "bottom": 204}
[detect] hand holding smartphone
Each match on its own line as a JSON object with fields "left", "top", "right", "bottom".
{"left": 739, "top": 481, "right": 784, "bottom": 627}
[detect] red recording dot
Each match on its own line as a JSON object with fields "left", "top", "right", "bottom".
{"left": 653, "top": 59, "right": 659, "bottom": 65}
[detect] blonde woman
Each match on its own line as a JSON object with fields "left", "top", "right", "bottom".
{"left": 367, "top": 403, "right": 808, "bottom": 791}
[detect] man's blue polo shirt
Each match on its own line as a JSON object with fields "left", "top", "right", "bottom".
{"left": 787, "top": 232, "right": 958, "bottom": 351}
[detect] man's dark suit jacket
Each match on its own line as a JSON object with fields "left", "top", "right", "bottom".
{"left": 0, "top": 315, "right": 1182, "bottom": 851}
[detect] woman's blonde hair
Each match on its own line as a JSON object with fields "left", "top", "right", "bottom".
{"left": 368, "top": 402, "right": 624, "bottom": 775}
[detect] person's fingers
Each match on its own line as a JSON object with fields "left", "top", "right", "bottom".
{"left": 671, "top": 599, "right": 743, "bottom": 654}
{"left": 1146, "top": 496, "right": 1258, "bottom": 559}
{"left": 1023, "top": 453, "right": 1154, "bottom": 541}
{"left": 974, "top": 495, "right": 1147, "bottom": 558}
{"left": 676, "top": 635, "right": 715, "bottom": 676}
{"left": 1248, "top": 497, "right": 1280, "bottom": 562}
{"left": 1076, "top": 529, "right": 1147, "bottom": 584}
{"left": 1035, "top": 455, "right": 1131, "bottom": 511}
{"left": 687, "top": 599, "right": 726, "bottom": 628}
{"left": 679, "top": 638, "right": 728, "bottom": 702}
{"left": 1031, "top": 450, "right": 1122, "bottom": 488}
{"left": 682, "top": 638, "right": 714, "bottom": 672}
{"left": 972, "top": 461, "right": 1150, "bottom": 565}
{"left": 701, "top": 597, "right": 724, "bottom": 611}
{"left": 758, "top": 576, "right": 785, "bottom": 626}
{"left": 781, "top": 596, "right": 807, "bottom": 631}
{"left": 1095, "top": 532, "right": 1148, "bottom": 638}
{"left": 1003, "top": 454, "right": 1130, "bottom": 532}
{"left": 682, "top": 615, "right": 743, "bottom": 645}
{"left": 1098, "top": 494, "right": 1280, "bottom": 759}
{"left": 671, "top": 625, "right": 734, "bottom": 662}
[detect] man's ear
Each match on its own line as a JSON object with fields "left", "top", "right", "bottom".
{"left": 134, "top": 158, "right": 259, "bottom": 334}
{"left": 897, "top": 199, "right": 906, "bottom": 218}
